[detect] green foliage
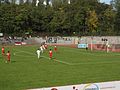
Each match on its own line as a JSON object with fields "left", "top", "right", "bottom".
{"left": 0, "top": 0, "right": 119, "bottom": 36}
{"left": 113, "top": 0, "right": 120, "bottom": 35}
{"left": 87, "top": 10, "right": 98, "bottom": 35}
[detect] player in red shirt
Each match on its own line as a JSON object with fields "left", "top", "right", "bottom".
{"left": 6, "top": 51, "right": 11, "bottom": 63}
{"left": 49, "top": 49, "right": 53, "bottom": 59}
{"left": 2, "top": 47, "right": 5, "bottom": 55}
{"left": 54, "top": 46, "right": 57, "bottom": 52}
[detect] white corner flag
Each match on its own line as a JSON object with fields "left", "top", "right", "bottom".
{"left": 43, "top": 0, "right": 47, "bottom": 6}
{"left": 68, "top": 0, "right": 70, "bottom": 4}
{"left": 36, "top": 0, "right": 39, "bottom": 6}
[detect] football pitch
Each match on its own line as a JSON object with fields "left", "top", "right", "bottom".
{"left": 0, "top": 45, "right": 120, "bottom": 90}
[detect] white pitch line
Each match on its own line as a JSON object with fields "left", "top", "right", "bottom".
{"left": 71, "top": 61, "right": 120, "bottom": 65}
{"left": 14, "top": 50, "right": 35, "bottom": 55}
{"left": 41, "top": 56, "right": 72, "bottom": 65}
{"left": 55, "top": 59, "right": 72, "bottom": 65}
{"left": 13, "top": 49, "right": 120, "bottom": 66}
{"left": 40, "top": 56, "right": 120, "bottom": 65}
{"left": 14, "top": 50, "right": 72, "bottom": 65}
{"left": 14, "top": 54, "right": 36, "bottom": 57}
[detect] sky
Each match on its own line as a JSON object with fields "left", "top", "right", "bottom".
{"left": 100, "top": 0, "right": 111, "bottom": 4}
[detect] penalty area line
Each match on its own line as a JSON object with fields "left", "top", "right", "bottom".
{"left": 15, "top": 49, "right": 118, "bottom": 66}
{"left": 41, "top": 56, "right": 72, "bottom": 65}
{"left": 14, "top": 50, "right": 35, "bottom": 55}
{"left": 13, "top": 50, "right": 73, "bottom": 65}
{"left": 69, "top": 61, "right": 120, "bottom": 65}
{"left": 14, "top": 49, "right": 72, "bottom": 65}
{"left": 13, "top": 50, "right": 120, "bottom": 66}
{"left": 13, "top": 54, "right": 36, "bottom": 57}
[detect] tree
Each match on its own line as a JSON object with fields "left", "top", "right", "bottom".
{"left": 112, "top": 0, "right": 120, "bottom": 35}
{"left": 0, "top": 0, "right": 117, "bottom": 36}
{"left": 87, "top": 10, "right": 98, "bottom": 35}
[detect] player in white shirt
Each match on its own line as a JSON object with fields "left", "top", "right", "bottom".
{"left": 42, "top": 44, "right": 46, "bottom": 50}
{"left": 40, "top": 45, "right": 43, "bottom": 53}
{"left": 36, "top": 49, "right": 41, "bottom": 59}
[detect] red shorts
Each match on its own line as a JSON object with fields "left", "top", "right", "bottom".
{"left": 54, "top": 48, "right": 57, "bottom": 51}
{"left": 7, "top": 56, "right": 10, "bottom": 61}
{"left": 49, "top": 54, "right": 52, "bottom": 58}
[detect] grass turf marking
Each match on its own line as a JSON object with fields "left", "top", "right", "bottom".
{"left": 13, "top": 49, "right": 120, "bottom": 66}
{"left": 12, "top": 50, "right": 120, "bottom": 66}
{"left": 14, "top": 50, "right": 72, "bottom": 65}
{"left": 41, "top": 55, "right": 72, "bottom": 65}
{"left": 71, "top": 60, "right": 120, "bottom": 65}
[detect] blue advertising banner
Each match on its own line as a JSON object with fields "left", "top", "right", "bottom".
{"left": 78, "top": 44, "right": 88, "bottom": 48}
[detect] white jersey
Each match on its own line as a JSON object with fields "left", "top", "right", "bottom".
{"left": 40, "top": 46, "right": 43, "bottom": 53}
{"left": 40, "top": 46, "right": 43, "bottom": 50}
{"left": 36, "top": 49, "right": 41, "bottom": 59}
{"left": 37, "top": 49, "right": 41, "bottom": 54}
{"left": 42, "top": 45, "right": 45, "bottom": 50}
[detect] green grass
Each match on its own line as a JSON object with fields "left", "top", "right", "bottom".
{"left": 0, "top": 45, "right": 120, "bottom": 90}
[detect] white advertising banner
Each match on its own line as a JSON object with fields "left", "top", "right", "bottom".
{"left": 28, "top": 81, "right": 120, "bottom": 90}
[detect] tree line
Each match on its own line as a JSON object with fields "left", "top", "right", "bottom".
{"left": 0, "top": 0, "right": 120, "bottom": 36}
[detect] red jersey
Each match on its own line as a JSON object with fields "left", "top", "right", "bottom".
{"left": 6, "top": 52, "right": 10, "bottom": 61}
{"left": 2, "top": 47, "right": 5, "bottom": 55}
{"left": 49, "top": 50, "right": 52, "bottom": 58}
{"left": 54, "top": 47, "right": 57, "bottom": 51}
{"left": 49, "top": 50, "right": 52, "bottom": 55}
